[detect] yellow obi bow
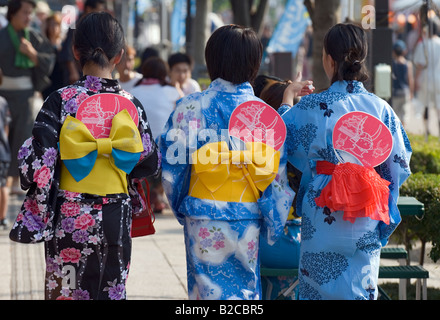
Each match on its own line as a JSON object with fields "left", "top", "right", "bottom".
{"left": 59, "top": 109, "right": 144, "bottom": 195}
{"left": 189, "top": 141, "right": 280, "bottom": 202}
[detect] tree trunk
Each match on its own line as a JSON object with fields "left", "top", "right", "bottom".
{"left": 230, "top": 0, "right": 269, "bottom": 35}
{"left": 419, "top": 240, "right": 426, "bottom": 266}
{"left": 304, "top": 0, "right": 341, "bottom": 92}
{"left": 192, "top": 0, "right": 211, "bottom": 79}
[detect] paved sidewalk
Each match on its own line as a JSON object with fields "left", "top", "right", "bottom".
{"left": 0, "top": 194, "right": 188, "bottom": 300}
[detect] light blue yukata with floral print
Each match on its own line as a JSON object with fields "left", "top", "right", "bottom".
{"left": 280, "top": 80, "right": 412, "bottom": 300}
{"left": 158, "top": 78, "right": 294, "bottom": 300}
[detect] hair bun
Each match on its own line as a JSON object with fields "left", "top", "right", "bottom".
{"left": 350, "top": 60, "right": 362, "bottom": 72}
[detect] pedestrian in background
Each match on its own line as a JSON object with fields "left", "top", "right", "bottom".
{"left": 42, "top": 12, "right": 67, "bottom": 99}
{"left": 413, "top": 21, "right": 440, "bottom": 137}
{"left": 130, "top": 56, "right": 180, "bottom": 213}
{"left": 60, "top": 0, "right": 106, "bottom": 85}
{"left": 281, "top": 23, "right": 412, "bottom": 300}
{"left": 9, "top": 12, "right": 160, "bottom": 300}
{"left": 0, "top": 69, "right": 11, "bottom": 228}
{"left": 116, "top": 45, "right": 142, "bottom": 92}
{"left": 168, "top": 52, "right": 201, "bottom": 97}
{"left": 391, "top": 39, "right": 414, "bottom": 125}
{"left": 0, "top": 0, "right": 54, "bottom": 195}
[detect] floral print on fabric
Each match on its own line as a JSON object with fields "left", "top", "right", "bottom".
{"left": 45, "top": 192, "right": 132, "bottom": 300}
{"left": 159, "top": 78, "right": 294, "bottom": 300}
{"left": 10, "top": 76, "right": 160, "bottom": 300}
{"left": 281, "top": 80, "right": 412, "bottom": 300}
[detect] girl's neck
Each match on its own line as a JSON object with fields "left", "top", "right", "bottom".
{"left": 82, "top": 63, "right": 114, "bottom": 79}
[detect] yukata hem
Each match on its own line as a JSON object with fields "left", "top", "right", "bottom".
{"left": 179, "top": 196, "right": 261, "bottom": 221}
{"left": 58, "top": 189, "right": 130, "bottom": 204}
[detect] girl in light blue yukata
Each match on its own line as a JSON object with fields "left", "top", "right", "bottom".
{"left": 280, "top": 23, "right": 412, "bottom": 300}
{"left": 158, "top": 25, "right": 311, "bottom": 300}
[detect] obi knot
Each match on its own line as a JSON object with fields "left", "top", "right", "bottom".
{"left": 96, "top": 138, "right": 112, "bottom": 155}
{"left": 315, "top": 160, "right": 391, "bottom": 224}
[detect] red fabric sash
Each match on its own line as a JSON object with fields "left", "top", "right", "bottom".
{"left": 315, "top": 161, "right": 391, "bottom": 224}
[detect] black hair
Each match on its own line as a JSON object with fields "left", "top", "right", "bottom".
{"left": 168, "top": 52, "right": 193, "bottom": 70}
{"left": 84, "top": 0, "right": 105, "bottom": 10}
{"left": 205, "top": 24, "right": 262, "bottom": 84}
{"left": 138, "top": 56, "right": 169, "bottom": 86}
{"left": 323, "top": 23, "right": 369, "bottom": 84}
{"left": 7, "top": 0, "right": 36, "bottom": 21}
{"left": 141, "top": 47, "right": 159, "bottom": 63}
{"left": 73, "top": 12, "right": 125, "bottom": 69}
{"left": 253, "top": 74, "right": 283, "bottom": 97}
{"left": 254, "top": 74, "right": 298, "bottom": 110}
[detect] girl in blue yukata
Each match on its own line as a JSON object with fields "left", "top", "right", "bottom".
{"left": 280, "top": 23, "right": 412, "bottom": 300}
{"left": 158, "top": 24, "right": 312, "bottom": 300}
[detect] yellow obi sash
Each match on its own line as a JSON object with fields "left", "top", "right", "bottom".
{"left": 59, "top": 109, "right": 144, "bottom": 196}
{"left": 189, "top": 141, "right": 280, "bottom": 202}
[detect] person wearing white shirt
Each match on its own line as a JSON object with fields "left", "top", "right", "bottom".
{"left": 130, "top": 56, "right": 180, "bottom": 213}
{"left": 116, "top": 45, "right": 143, "bottom": 92}
{"left": 413, "top": 22, "right": 440, "bottom": 136}
{"left": 130, "top": 56, "right": 180, "bottom": 140}
{"left": 168, "top": 52, "right": 201, "bottom": 96}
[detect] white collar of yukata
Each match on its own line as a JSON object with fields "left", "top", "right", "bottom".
{"left": 329, "top": 80, "right": 367, "bottom": 94}
{"left": 209, "top": 78, "right": 254, "bottom": 95}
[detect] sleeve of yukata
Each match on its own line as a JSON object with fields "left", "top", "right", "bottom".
{"left": 376, "top": 106, "right": 412, "bottom": 245}
{"left": 129, "top": 97, "right": 161, "bottom": 180}
{"left": 258, "top": 145, "right": 295, "bottom": 245}
{"left": 10, "top": 92, "right": 63, "bottom": 243}
{"left": 158, "top": 96, "right": 202, "bottom": 225}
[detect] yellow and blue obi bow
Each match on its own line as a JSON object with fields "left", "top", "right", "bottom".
{"left": 59, "top": 109, "right": 144, "bottom": 182}
{"left": 189, "top": 141, "right": 280, "bottom": 202}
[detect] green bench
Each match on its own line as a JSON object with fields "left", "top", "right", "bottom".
{"left": 379, "top": 197, "right": 429, "bottom": 300}
{"left": 260, "top": 197, "right": 429, "bottom": 300}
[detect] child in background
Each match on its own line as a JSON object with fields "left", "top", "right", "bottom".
{"left": 281, "top": 23, "right": 412, "bottom": 300}
{"left": 168, "top": 52, "right": 201, "bottom": 96}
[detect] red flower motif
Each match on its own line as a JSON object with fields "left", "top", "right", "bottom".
{"left": 60, "top": 247, "right": 81, "bottom": 263}
{"left": 33, "top": 165, "right": 51, "bottom": 189}
{"left": 61, "top": 202, "right": 81, "bottom": 217}
{"left": 74, "top": 213, "right": 95, "bottom": 230}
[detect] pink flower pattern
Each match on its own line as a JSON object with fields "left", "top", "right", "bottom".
{"left": 33, "top": 165, "right": 51, "bottom": 188}
{"left": 198, "top": 226, "right": 225, "bottom": 254}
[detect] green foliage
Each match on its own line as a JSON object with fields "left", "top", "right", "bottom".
{"left": 399, "top": 172, "right": 440, "bottom": 263}
{"left": 395, "top": 134, "right": 440, "bottom": 263}
{"left": 407, "top": 134, "right": 440, "bottom": 174}
{"left": 379, "top": 283, "right": 440, "bottom": 300}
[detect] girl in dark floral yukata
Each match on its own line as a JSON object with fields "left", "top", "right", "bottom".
{"left": 9, "top": 12, "right": 160, "bottom": 300}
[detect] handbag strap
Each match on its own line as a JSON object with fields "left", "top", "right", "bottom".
{"left": 135, "top": 178, "right": 155, "bottom": 222}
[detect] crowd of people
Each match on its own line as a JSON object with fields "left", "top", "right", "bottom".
{"left": 0, "top": 0, "right": 426, "bottom": 301}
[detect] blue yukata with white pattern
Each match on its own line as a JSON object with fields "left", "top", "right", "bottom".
{"left": 158, "top": 78, "right": 294, "bottom": 300}
{"left": 280, "top": 80, "right": 412, "bottom": 300}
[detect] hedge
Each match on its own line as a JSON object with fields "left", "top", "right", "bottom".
{"left": 399, "top": 172, "right": 440, "bottom": 263}
{"left": 393, "top": 134, "right": 440, "bottom": 263}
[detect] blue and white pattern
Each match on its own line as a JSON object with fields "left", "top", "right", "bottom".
{"left": 281, "top": 80, "right": 412, "bottom": 300}
{"left": 158, "top": 78, "right": 294, "bottom": 300}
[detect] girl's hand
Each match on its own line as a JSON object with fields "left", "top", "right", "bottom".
{"left": 281, "top": 72, "right": 314, "bottom": 107}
